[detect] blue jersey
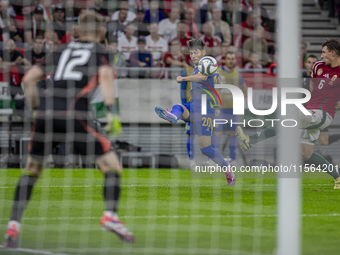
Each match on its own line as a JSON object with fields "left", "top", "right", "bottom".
{"left": 190, "top": 66, "right": 219, "bottom": 112}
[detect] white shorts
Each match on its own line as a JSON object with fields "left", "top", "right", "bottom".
{"left": 298, "top": 109, "right": 333, "bottom": 145}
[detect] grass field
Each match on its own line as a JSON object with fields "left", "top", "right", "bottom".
{"left": 0, "top": 168, "right": 339, "bottom": 255}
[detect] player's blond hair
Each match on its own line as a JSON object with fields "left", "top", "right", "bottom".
{"left": 79, "top": 10, "right": 102, "bottom": 39}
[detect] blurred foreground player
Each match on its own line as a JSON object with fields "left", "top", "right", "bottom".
{"left": 155, "top": 39, "right": 235, "bottom": 185}
{"left": 3, "top": 11, "right": 134, "bottom": 248}
{"left": 236, "top": 39, "right": 340, "bottom": 189}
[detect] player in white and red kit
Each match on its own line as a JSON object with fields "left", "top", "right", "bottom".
{"left": 235, "top": 39, "right": 340, "bottom": 189}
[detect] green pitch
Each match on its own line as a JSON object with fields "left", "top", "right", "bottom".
{"left": 0, "top": 168, "right": 338, "bottom": 255}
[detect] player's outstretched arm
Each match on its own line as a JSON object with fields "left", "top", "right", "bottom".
{"left": 22, "top": 65, "right": 44, "bottom": 110}
{"left": 176, "top": 73, "right": 208, "bottom": 83}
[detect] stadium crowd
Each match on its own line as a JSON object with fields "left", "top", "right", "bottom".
{"left": 0, "top": 0, "right": 312, "bottom": 79}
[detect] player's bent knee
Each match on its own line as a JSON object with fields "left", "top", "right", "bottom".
{"left": 301, "top": 146, "right": 313, "bottom": 161}
{"left": 96, "top": 151, "right": 123, "bottom": 175}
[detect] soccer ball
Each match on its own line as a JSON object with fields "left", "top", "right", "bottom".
{"left": 198, "top": 56, "right": 218, "bottom": 76}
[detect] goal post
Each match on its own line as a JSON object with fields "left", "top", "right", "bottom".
{"left": 277, "top": 0, "right": 302, "bottom": 254}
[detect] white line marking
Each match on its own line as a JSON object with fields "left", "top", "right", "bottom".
{"left": 0, "top": 183, "right": 334, "bottom": 189}
{"left": 0, "top": 245, "right": 69, "bottom": 255}
{"left": 0, "top": 213, "right": 339, "bottom": 222}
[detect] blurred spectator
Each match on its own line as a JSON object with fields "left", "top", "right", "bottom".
{"left": 61, "top": 22, "right": 80, "bottom": 44}
{"left": 128, "top": 0, "right": 149, "bottom": 10}
{"left": 164, "top": 38, "right": 189, "bottom": 79}
{"left": 216, "top": 41, "right": 242, "bottom": 67}
{"left": 209, "top": 7, "right": 231, "bottom": 45}
{"left": 200, "top": 22, "right": 221, "bottom": 57}
{"left": 244, "top": 51, "right": 262, "bottom": 69}
{"left": 106, "top": 9, "right": 128, "bottom": 42}
{"left": 118, "top": 23, "right": 137, "bottom": 61}
{"left": 107, "top": 36, "right": 127, "bottom": 78}
{"left": 328, "top": 0, "right": 335, "bottom": 17}
{"left": 23, "top": 6, "right": 45, "bottom": 43}
{"left": 221, "top": 0, "right": 235, "bottom": 26}
{"left": 233, "top": 11, "right": 269, "bottom": 49}
{"left": 238, "top": 0, "right": 270, "bottom": 29}
{"left": 43, "top": 26, "right": 58, "bottom": 51}
{"left": 144, "top": 0, "right": 164, "bottom": 23}
{"left": 301, "top": 42, "right": 308, "bottom": 69}
{"left": 132, "top": 8, "right": 149, "bottom": 37}
{"left": 52, "top": 7, "right": 65, "bottom": 43}
{"left": 64, "top": 0, "right": 80, "bottom": 23}
{"left": 158, "top": 7, "right": 179, "bottom": 43}
{"left": 7, "top": 1, "right": 22, "bottom": 17}
{"left": 0, "top": 0, "right": 9, "bottom": 42}
{"left": 0, "top": 39, "right": 30, "bottom": 66}
{"left": 242, "top": 26, "right": 270, "bottom": 67}
{"left": 99, "top": 25, "right": 107, "bottom": 45}
{"left": 39, "top": 0, "right": 53, "bottom": 22}
{"left": 170, "top": 21, "right": 192, "bottom": 56}
{"left": 25, "top": 35, "right": 45, "bottom": 65}
{"left": 302, "top": 54, "right": 317, "bottom": 90}
{"left": 129, "top": 37, "right": 152, "bottom": 78}
{"left": 111, "top": 0, "right": 136, "bottom": 24}
{"left": 145, "top": 22, "right": 168, "bottom": 67}
{"left": 337, "top": 1, "right": 340, "bottom": 24}
{"left": 195, "top": 0, "right": 216, "bottom": 27}
{"left": 183, "top": 8, "right": 199, "bottom": 39}
{"left": 91, "top": 0, "right": 109, "bottom": 22}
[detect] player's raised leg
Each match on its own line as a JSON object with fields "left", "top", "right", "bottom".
{"left": 236, "top": 125, "right": 276, "bottom": 151}
{"left": 4, "top": 157, "right": 43, "bottom": 248}
{"left": 155, "top": 104, "right": 190, "bottom": 124}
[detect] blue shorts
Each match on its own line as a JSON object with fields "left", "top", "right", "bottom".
{"left": 182, "top": 102, "right": 214, "bottom": 137}
{"left": 214, "top": 108, "right": 237, "bottom": 132}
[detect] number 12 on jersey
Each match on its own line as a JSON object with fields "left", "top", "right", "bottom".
{"left": 54, "top": 49, "right": 91, "bottom": 81}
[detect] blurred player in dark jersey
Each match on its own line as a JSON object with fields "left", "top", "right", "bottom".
{"left": 3, "top": 11, "right": 135, "bottom": 249}
{"left": 236, "top": 39, "right": 340, "bottom": 189}
{"left": 155, "top": 39, "right": 236, "bottom": 185}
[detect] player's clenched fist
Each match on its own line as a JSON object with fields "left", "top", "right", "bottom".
{"left": 176, "top": 76, "right": 184, "bottom": 83}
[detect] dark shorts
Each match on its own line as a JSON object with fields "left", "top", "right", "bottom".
{"left": 320, "top": 127, "right": 329, "bottom": 132}
{"left": 29, "top": 117, "right": 111, "bottom": 161}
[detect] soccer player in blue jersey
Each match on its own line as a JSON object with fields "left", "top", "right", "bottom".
{"left": 155, "top": 39, "right": 235, "bottom": 185}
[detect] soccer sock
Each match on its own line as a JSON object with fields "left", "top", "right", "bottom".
{"left": 170, "top": 105, "right": 184, "bottom": 120}
{"left": 187, "top": 135, "right": 194, "bottom": 160}
{"left": 304, "top": 153, "right": 340, "bottom": 179}
{"left": 249, "top": 126, "right": 276, "bottom": 145}
{"left": 211, "top": 135, "right": 221, "bottom": 152}
{"left": 229, "top": 136, "right": 237, "bottom": 161}
{"left": 328, "top": 134, "right": 340, "bottom": 145}
{"left": 200, "top": 146, "right": 229, "bottom": 167}
{"left": 103, "top": 171, "right": 120, "bottom": 213}
{"left": 10, "top": 173, "right": 37, "bottom": 222}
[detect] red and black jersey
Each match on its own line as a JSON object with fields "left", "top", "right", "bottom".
{"left": 37, "top": 41, "right": 110, "bottom": 113}
{"left": 306, "top": 61, "right": 340, "bottom": 118}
